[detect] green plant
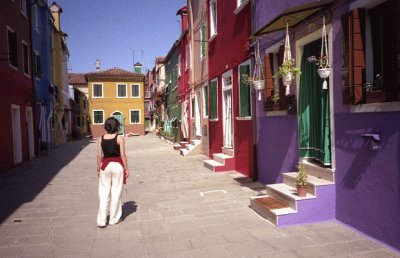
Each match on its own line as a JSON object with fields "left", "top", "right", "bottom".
{"left": 295, "top": 162, "right": 308, "bottom": 187}
{"left": 273, "top": 59, "right": 301, "bottom": 79}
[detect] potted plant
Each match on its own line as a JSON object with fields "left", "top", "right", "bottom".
{"left": 295, "top": 162, "right": 308, "bottom": 197}
{"left": 274, "top": 23, "right": 300, "bottom": 95}
{"left": 316, "top": 16, "right": 332, "bottom": 90}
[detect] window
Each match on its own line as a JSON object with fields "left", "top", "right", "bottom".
{"left": 32, "top": 4, "right": 39, "bottom": 31}
{"left": 200, "top": 20, "right": 207, "bottom": 60}
{"left": 210, "top": 0, "right": 217, "bottom": 38}
{"left": 203, "top": 84, "right": 209, "bottom": 117}
{"left": 22, "top": 41, "right": 29, "bottom": 76}
{"left": 7, "top": 27, "right": 18, "bottom": 68}
{"left": 185, "top": 44, "right": 190, "bottom": 70}
{"left": 93, "top": 110, "right": 104, "bottom": 124}
{"left": 239, "top": 60, "right": 251, "bottom": 117}
{"left": 33, "top": 51, "right": 41, "bottom": 78}
{"left": 117, "top": 83, "right": 127, "bottom": 98}
{"left": 92, "top": 83, "right": 103, "bottom": 98}
{"left": 342, "top": 1, "right": 400, "bottom": 105}
{"left": 130, "top": 110, "right": 140, "bottom": 124}
{"left": 131, "top": 84, "right": 140, "bottom": 98}
{"left": 177, "top": 54, "right": 181, "bottom": 77}
{"left": 209, "top": 78, "right": 218, "bottom": 119}
{"left": 20, "top": 0, "right": 27, "bottom": 17}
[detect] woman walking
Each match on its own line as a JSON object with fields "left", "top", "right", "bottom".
{"left": 96, "top": 117, "right": 129, "bottom": 228}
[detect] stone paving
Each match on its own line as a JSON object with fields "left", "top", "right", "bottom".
{"left": 0, "top": 133, "right": 399, "bottom": 258}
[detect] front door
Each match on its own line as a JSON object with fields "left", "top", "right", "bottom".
{"left": 223, "top": 89, "right": 233, "bottom": 148}
{"left": 298, "top": 39, "right": 331, "bottom": 165}
{"left": 112, "top": 112, "right": 125, "bottom": 135}
{"left": 26, "top": 107, "right": 35, "bottom": 160}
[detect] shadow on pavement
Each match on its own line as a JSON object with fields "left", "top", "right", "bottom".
{"left": 0, "top": 138, "right": 93, "bottom": 224}
{"left": 121, "top": 201, "right": 137, "bottom": 221}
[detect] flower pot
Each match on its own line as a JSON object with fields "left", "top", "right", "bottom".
{"left": 282, "top": 72, "right": 293, "bottom": 86}
{"left": 297, "top": 186, "right": 308, "bottom": 197}
{"left": 317, "top": 67, "right": 332, "bottom": 79}
{"left": 253, "top": 80, "right": 265, "bottom": 90}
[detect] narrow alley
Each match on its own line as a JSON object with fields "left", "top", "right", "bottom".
{"left": 0, "top": 134, "right": 398, "bottom": 257}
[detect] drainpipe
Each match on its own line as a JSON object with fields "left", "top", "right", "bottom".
{"left": 250, "top": 0, "right": 258, "bottom": 181}
{"left": 188, "top": 0, "right": 195, "bottom": 140}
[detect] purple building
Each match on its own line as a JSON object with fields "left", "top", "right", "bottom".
{"left": 251, "top": 0, "right": 400, "bottom": 252}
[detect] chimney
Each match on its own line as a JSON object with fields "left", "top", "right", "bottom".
{"left": 95, "top": 59, "right": 100, "bottom": 71}
{"left": 134, "top": 62, "right": 142, "bottom": 73}
{"left": 176, "top": 6, "right": 188, "bottom": 32}
{"left": 50, "top": 2, "right": 63, "bottom": 31}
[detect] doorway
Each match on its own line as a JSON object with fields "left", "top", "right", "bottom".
{"left": 195, "top": 89, "right": 201, "bottom": 137}
{"left": 26, "top": 107, "right": 35, "bottom": 160}
{"left": 298, "top": 38, "right": 332, "bottom": 166}
{"left": 112, "top": 112, "right": 125, "bottom": 135}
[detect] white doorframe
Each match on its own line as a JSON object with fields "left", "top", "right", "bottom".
{"left": 26, "top": 107, "right": 35, "bottom": 160}
{"left": 11, "top": 105, "right": 22, "bottom": 165}
{"left": 222, "top": 70, "right": 234, "bottom": 148}
{"left": 195, "top": 89, "right": 201, "bottom": 136}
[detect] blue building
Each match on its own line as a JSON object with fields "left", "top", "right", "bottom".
{"left": 31, "top": 0, "right": 54, "bottom": 150}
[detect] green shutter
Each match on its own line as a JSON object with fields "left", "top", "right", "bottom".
{"left": 204, "top": 85, "right": 209, "bottom": 116}
{"left": 210, "top": 80, "right": 217, "bottom": 119}
{"left": 239, "top": 64, "right": 251, "bottom": 117}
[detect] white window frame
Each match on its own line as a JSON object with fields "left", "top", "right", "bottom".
{"left": 7, "top": 26, "right": 18, "bottom": 70}
{"left": 92, "top": 110, "right": 104, "bottom": 124}
{"left": 177, "top": 54, "right": 181, "bottom": 77}
{"left": 209, "top": 0, "right": 217, "bottom": 40}
{"left": 185, "top": 43, "right": 190, "bottom": 71}
{"left": 33, "top": 50, "right": 41, "bottom": 80}
{"left": 129, "top": 109, "right": 141, "bottom": 124}
{"left": 222, "top": 69, "right": 233, "bottom": 90}
{"left": 32, "top": 4, "right": 39, "bottom": 32}
{"left": 116, "top": 83, "right": 127, "bottom": 98}
{"left": 234, "top": 0, "right": 249, "bottom": 14}
{"left": 92, "top": 83, "right": 103, "bottom": 98}
{"left": 131, "top": 84, "right": 140, "bottom": 98}
{"left": 203, "top": 83, "right": 209, "bottom": 118}
{"left": 22, "top": 40, "right": 29, "bottom": 77}
{"left": 238, "top": 59, "right": 252, "bottom": 119}
{"left": 20, "top": 0, "right": 27, "bottom": 18}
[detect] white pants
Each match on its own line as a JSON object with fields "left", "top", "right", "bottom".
{"left": 97, "top": 161, "right": 123, "bottom": 226}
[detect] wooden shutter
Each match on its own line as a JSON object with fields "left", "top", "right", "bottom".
{"left": 342, "top": 9, "right": 366, "bottom": 104}
{"left": 264, "top": 53, "right": 274, "bottom": 100}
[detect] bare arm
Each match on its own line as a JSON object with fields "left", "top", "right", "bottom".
{"left": 118, "top": 135, "right": 129, "bottom": 179}
{"left": 96, "top": 137, "right": 103, "bottom": 177}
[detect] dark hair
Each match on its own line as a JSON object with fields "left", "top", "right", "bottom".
{"left": 104, "top": 117, "right": 120, "bottom": 134}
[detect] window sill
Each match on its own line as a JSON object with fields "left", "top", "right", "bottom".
{"left": 209, "top": 118, "right": 219, "bottom": 122}
{"left": 209, "top": 33, "right": 217, "bottom": 42}
{"left": 236, "top": 116, "right": 251, "bottom": 120}
{"left": 265, "top": 110, "right": 288, "bottom": 116}
{"left": 234, "top": 1, "right": 249, "bottom": 15}
{"left": 350, "top": 101, "right": 400, "bottom": 113}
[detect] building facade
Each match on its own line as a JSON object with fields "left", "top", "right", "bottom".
{"left": 0, "top": 0, "right": 36, "bottom": 172}
{"left": 68, "top": 73, "right": 89, "bottom": 137}
{"left": 204, "top": 0, "right": 255, "bottom": 178}
{"left": 252, "top": 0, "right": 400, "bottom": 251}
{"left": 86, "top": 66, "right": 145, "bottom": 138}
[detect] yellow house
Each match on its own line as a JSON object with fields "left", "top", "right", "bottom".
{"left": 85, "top": 66, "right": 145, "bottom": 138}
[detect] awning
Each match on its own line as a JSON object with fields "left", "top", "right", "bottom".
{"left": 253, "top": 0, "right": 333, "bottom": 37}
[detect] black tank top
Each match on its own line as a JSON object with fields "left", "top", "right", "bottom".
{"left": 101, "top": 134, "right": 121, "bottom": 158}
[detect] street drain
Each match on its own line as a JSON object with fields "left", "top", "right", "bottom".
{"left": 12, "top": 219, "right": 22, "bottom": 223}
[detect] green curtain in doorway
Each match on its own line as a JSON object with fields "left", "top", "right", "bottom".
{"left": 298, "top": 39, "right": 331, "bottom": 165}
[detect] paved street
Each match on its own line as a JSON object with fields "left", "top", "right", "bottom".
{"left": 0, "top": 133, "right": 399, "bottom": 258}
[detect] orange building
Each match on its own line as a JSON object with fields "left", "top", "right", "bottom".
{"left": 85, "top": 65, "right": 145, "bottom": 138}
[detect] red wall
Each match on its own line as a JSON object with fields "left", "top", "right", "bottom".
{"left": 207, "top": 1, "right": 253, "bottom": 177}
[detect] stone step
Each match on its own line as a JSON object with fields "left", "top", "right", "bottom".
{"left": 301, "top": 160, "right": 334, "bottom": 182}
{"left": 222, "top": 148, "right": 234, "bottom": 157}
{"left": 213, "top": 153, "right": 232, "bottom": 165}
{"left": 266, "top": 183, "right": 316, "bottom": 210}
{"left": 282, "top": 172, "right": 334, "bottom": 196}
{"left": 180, "top": 148, "right": 190, "bottom": 156}
{"left": 203, "top": 159, "right": 223, "bottom": 171}
{"left": 190, "top": 139, "right": 201, "bottom": 146}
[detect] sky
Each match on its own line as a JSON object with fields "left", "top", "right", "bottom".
{"left": 55, "top": 0, "right": 187, "bottom": 74}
